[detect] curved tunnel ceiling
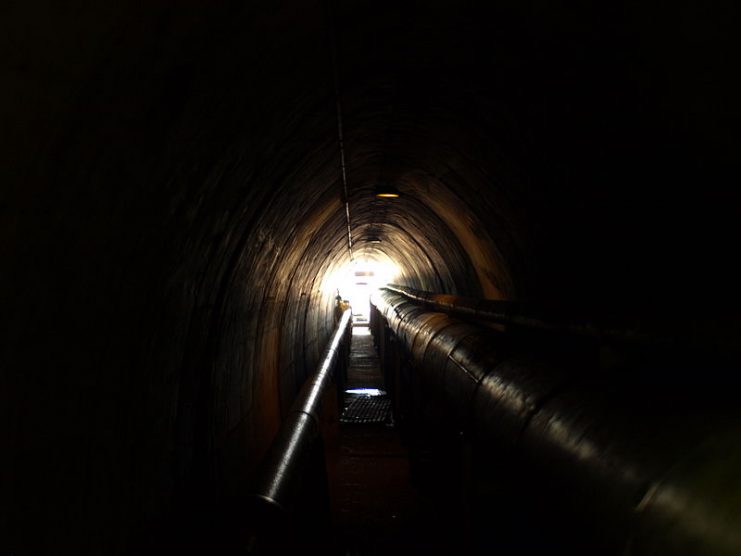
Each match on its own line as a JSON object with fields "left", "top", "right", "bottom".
{"left": 3, "top": 1, "right": 740, "bottom": 552}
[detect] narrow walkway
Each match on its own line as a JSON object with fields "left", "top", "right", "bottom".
{"left": 340, "top": 327, "right": 390, "bottom": 425}
{"left": 328, "top": 326, "right": 416, "bottom": 555}
{"left": 345, "top": 327, "right": 384, "bottom": 391}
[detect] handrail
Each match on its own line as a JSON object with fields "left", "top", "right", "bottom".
{"left": 251, "top": 308, "right": 352, "bottom": 513}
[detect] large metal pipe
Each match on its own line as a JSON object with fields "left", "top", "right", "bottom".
{"left": 251, "top": 308, "right": 352, "bottom": 513}
{"left": 371, "top": 289, "right": 741, "bottom": 555}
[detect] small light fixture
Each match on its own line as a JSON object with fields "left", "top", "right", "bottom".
{"left": 373, "top": 184, "right": 400, "bottom": 198}
{"left": 366, "top": 235, "right": 382, "bottom": 244}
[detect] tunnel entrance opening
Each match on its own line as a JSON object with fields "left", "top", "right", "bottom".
{"left": 324, "top": 253, "right": 400, "bottom": 325}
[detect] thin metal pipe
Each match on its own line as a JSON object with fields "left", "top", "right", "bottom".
{"left": 382, "top": 284, "right": 641, "bottom": 342}
{"left": 336, "top": 99, "right": 354, "bottom": 262}
{"left": 382, "top": 284, "right": 737, "bottom": 353}
{"left": 251, "top": 308, "right": 352, "bottom": 512}
{"left": 328, "top": 3, "right": 354, "bottom": 261}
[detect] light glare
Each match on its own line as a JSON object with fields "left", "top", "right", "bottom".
{"left": 322, "top": 255, "right": 401, "bottom": 319}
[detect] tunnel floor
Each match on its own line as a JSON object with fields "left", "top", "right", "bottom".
{"left": 327, "top": 326, "right": 459, "bottom": 555}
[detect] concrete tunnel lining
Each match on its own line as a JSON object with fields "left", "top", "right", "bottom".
{"left": 3, "top": 0, "right": 741, "bottom": 553}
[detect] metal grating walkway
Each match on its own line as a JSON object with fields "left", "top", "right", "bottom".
{"left": 341, "top": 395, "right": 392, "bottom": 424}
{"left": 340, "top": 326, "right": 392, "bottom": 425}
{"left": 330, "top": 325, "right": 416, "bottom": 555}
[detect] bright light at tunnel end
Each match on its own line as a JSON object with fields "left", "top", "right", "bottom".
{"left": 321, "top": 255, "right": 401, "bottom": 319}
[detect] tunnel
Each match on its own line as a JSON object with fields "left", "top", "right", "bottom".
{"left": 3, "top": 1, "right": 741, "bottom": 554}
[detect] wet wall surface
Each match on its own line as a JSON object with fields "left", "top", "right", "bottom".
{"left": 2, "top": 1, "right": 740, "bottom": 553}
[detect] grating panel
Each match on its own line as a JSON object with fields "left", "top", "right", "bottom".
{"left": 341, "top": 395, "right": 392, "bottom": 424}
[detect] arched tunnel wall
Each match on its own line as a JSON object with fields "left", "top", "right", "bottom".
{"left": 2, "top": 1, "right": 740, "bottom": 554}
